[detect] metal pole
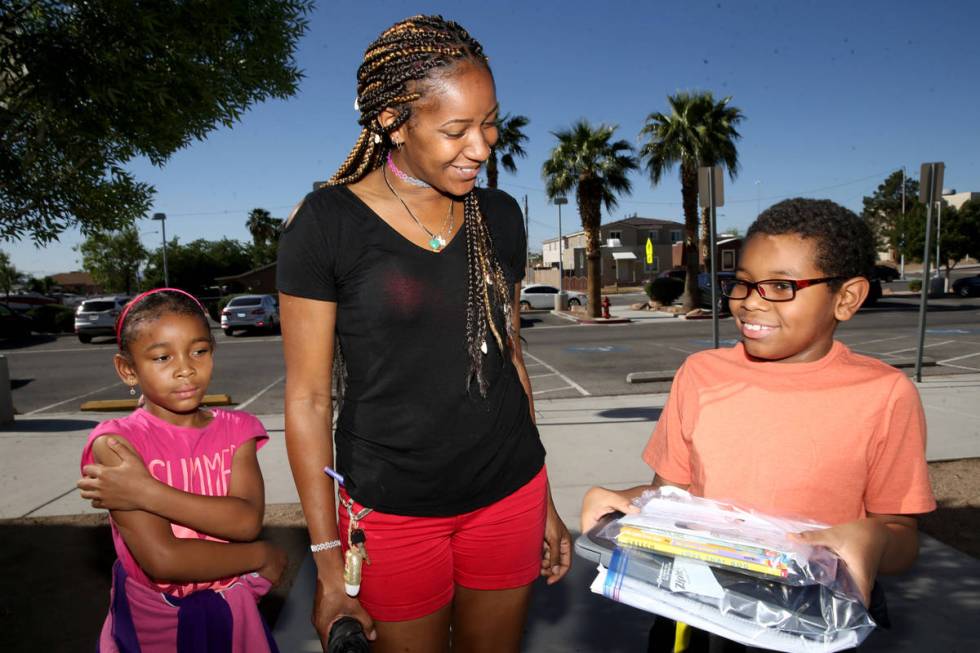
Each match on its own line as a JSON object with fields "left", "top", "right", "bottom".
{"left": 935, "top": 200, "right": 942, "bottom": 283}
{"left": 558, "top": 203, "right": 564, "bottom": 288}
{"left": 160, "top": 217, "right": 169, "bottom": 287}
{"left": 524, "top": 195, "right": 530, "bottom": 282}
{"left": 708, "top": 169, "right": 719, "bottom": 348}
{"left": 900, "top": 166, "right": 906, "bottom": 280}
{"left": 914, "top": 168, "right": 935, "bottom": 383}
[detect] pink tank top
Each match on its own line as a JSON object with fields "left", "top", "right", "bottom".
{"left": 81, "top": 408, "right": 269, "bottom": 596}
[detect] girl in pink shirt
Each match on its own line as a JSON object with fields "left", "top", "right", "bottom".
{"left": 77, "top": 288, "right": 285, "bottom": 652}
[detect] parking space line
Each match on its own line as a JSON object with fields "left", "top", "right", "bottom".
{"left": 25, "top": 381, "right": 121, "bottom": 415}
{"left": 843, "top": 335, "right": 906, "bottom": 347}
{"left": 236, "top": 374, "right": 285, "bottom": 411}
{"left": 937, "top": 352, "right": 980, "bottom": 364}
{"left": 529, "top": 372, "right": 558, "bottom": 380}
{"left": 3, "top": 345, "right": 117, "bottom": 355}
{"left": 881, "top": 340, "right": 955, "bottom": 356}
{"left": 938, "top": 361, "right": 980, "bottom": 372}
{"left": 523, "top": 351, "right": 590, "bottom": 396}
{"left": 532, "top": 386, "right": 577, "bottom": 397}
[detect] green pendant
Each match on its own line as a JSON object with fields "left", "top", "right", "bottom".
{"left": 429, "top": 236, "right": 443, "bottom": 251}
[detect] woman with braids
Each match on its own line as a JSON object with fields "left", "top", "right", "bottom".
{"left": 276, "top": 15, "right": 571, "bottom": 653}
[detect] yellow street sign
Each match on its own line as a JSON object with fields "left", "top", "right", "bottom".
{"left": 645, "top": 238, "right": 654, "bottom": 264}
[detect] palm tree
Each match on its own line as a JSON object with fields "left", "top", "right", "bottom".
{"left": 542, "top": 120, "right": 638, "bottom": 317}
{"left": 246, "top": 208, "right": 280, "bottom": 247}
{"left": 639, "top": 92, "right": 744, "bottom": 311}
{"left": 485, "top": 113, "right": 529, "bottom": 189}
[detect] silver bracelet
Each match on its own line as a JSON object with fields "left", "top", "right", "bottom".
{"left": 310, "top": 539, "right": 342, "bottom": 553}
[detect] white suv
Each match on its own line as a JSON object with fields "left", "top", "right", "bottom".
{"left": 74, "top": 296, "right": 130, "bottom": 343}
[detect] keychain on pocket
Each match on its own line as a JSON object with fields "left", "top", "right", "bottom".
{"left": 340, "top": 496, "right": 372, "bottom": 597}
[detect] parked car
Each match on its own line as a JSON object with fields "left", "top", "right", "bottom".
{"left": 873, "top": 264, "right": 901, "bottom": 282}
{"left": 697, "top": 271, "right": 736, "bottom": 314}
{"left": 0, "top": 303, "right": 33, "bottom": 339}
{"left": 74, "top": 295, "right": 130, "bottom": 343}
{"left": 657, "top": 268, "right": 686, "bottom": 281}
{"left": 519, "top": 284, "right": 587, "bottom": 310}
{"left": 952, "top": 274, "right": 980, "bottom": 297}
{"left": 220, "top": 294, "right": 280, "bottom": 335}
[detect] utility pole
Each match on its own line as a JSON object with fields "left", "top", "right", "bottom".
{"left": 524, "top": 195, "right": 530, "bottom": 282}
{"left": 900, "top": 166, "right": 906, "bottom": 280}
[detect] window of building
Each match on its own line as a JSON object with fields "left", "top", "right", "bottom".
{"left": 671, "top": 230, "right": 682, "bottom": 243}
{"left": 722, "top": 249, "right": 736, "bottom": 271}
{"left": 644, "top": 256, "right": 660, "bottom": 273}
{"left": 608, "top": 230, "right": 622, "bottom": 241}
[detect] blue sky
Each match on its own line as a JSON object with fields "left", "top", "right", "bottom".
{"left": 9, "top": 0, "right": 980, "bottom": 277}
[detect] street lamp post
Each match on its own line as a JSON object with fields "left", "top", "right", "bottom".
{"left": 553, "top": 196, "right": 568, "bottom": 311}
{"left": 152, "top": 212, "right": 169, "bottom": 287}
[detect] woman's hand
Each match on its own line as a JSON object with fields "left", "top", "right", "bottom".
{"left": 540, "top": 500, "right": 572, "bottom": 585}
{"left": 313, "top": 567, "right": 377, "bottom": 649}
{"left": 257, "top": 542, "right": 289, "bottom": 587}
{"left": 78, "top": 437, "right": 155, "bottom": 511}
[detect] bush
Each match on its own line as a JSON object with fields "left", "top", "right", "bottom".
{"left": 27, "top": 304, "right": 75, "bottom": 333}
{"left": 909, "top": 280, "right": 922, "bottom": 292}
{"left": 645, "top": 277, "right": 684, "bottom": 305}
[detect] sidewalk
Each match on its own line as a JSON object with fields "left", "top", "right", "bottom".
{"left": 2, "top": 376, "right": 979, "bottom": 650}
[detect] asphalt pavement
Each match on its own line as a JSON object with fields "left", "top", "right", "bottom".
{"left": 2, "top": 372, "right": 979, "bottom": 651}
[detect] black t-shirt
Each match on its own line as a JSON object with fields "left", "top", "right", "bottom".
{"left": 277, "top": 185, "right": 545, "bottom": 516}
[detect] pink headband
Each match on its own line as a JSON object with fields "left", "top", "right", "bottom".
{"left": 116, "top": 287, "right": 207, "bottom": 346}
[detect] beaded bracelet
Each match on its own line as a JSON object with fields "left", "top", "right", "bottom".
{"left": 310, "top": 539, "right": 342, "bottom": 553}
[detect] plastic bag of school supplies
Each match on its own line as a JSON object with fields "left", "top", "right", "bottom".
{"left": 585, "top": 487, "right": 876, "bottom": 653}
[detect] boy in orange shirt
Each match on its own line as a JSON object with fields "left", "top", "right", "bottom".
{"left": 582, "top": 198, "right": 935, "bottom": 649}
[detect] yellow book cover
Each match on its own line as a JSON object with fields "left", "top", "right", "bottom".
{"left": 616, "top": 529, "right": 788, "bottom": 579}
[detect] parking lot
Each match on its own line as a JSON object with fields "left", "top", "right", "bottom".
{"left": 3, "top": 294, "right": 980, "bottom": 414}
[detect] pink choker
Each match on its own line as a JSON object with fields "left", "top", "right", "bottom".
{"left": 386, "top": 152, "right": 431, "bottom": 188}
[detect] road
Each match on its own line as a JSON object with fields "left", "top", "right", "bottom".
{"left": 4, "top": 293, "right": 979, "bottom": 413}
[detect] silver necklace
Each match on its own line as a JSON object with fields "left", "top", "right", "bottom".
{"left": 382, "top": 166, "right": 454, "bottom": 251}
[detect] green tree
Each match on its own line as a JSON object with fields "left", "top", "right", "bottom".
{"left": 861, "top": 170, "right": 923, "bottom": 261}
{"left": 246, "top": 208, "right": 283, "bottom": 266}
{"left": 25, "top": 275, "right": 55, "bottom": 294}
{"left": 939, "top": 200, "right": 980, "bottom": 285}
{"left": 143, "top": 238, "right": 253, "bottom": 295}
{"left": 542, "top": 120, "right": 638, "bottom": 317}
{"left": 0, "top": 250, "right": 23, "bottom": 299}
{"left": 639, "top": 92, "right": 744, "bottom": 311}
{"left": 485, "top": 113, "right": 529, "bottom": 189}
{"left": 1, "top": 0, "right": 311, "bottom": 244}
{"left": 78, "top": 227, "right": 147, "bottom": 294}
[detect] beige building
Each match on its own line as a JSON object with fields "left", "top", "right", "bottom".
{"left": 541, "top": 217, "right": 684, "bottom": 285}
{"left": 942, "top": 191, "right": 979, "bottom": 210}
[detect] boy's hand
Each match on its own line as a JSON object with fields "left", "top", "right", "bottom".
{"left": 78, "top": 438, "right": 155, "bottom": 511}
{"left": 791, "top": 518, "right": 889, "bottom": 605}
{"left": 580, "top": 486, "right": 640, "bottom": 533}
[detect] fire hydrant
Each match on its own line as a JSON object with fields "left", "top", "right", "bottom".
{"left": 601, "top": 296, "right": 611, "bottom": 319}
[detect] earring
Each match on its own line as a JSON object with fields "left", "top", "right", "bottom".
{"left": 129, "top": 385, "right": 137, "bottom": 397}
{"left": 372, "top": 132, "right": 382, "bottom": 144}
{"left": 395, "top": 140, "right": 404, "bottom": 149}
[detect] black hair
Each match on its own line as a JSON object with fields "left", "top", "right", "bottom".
{"left": 328, "top": 15, "right": 511, "bottom": 396}
{"left": 746, "top": 198, "right": 876, "bottom": 288}
{"left": 116, "top": 291, "right": 213, "bottom": 357}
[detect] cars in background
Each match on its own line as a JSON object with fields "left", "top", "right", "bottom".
{"left": 697, "top": 271, "right": 735, "bottom": 314}
{"left": 74, "top": 295, "right": 130, "bottom": 343}
{"left": 657, "top": 268, "right": 686, "bottom": 281}
{"left": 220, "top": 294, "right": 279, "bottom": 335}
{"left": 952, "top": 274, "right": 980, "bottom": 297}
{"left": 873, "top": 264, "right": 901, "bottom": 282}
{"left": 519, "top": 284, "right": 587, "bottom": 310}
{"left": 0, "top": 304, "right": 33, "bottom": 339}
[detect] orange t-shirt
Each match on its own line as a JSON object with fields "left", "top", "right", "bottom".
{"left": 643, "top": 340, "right": 935, "bottom": 525}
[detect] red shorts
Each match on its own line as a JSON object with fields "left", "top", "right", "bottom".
{"left": 337, "top": 466, "right": 547, "bottom": 622}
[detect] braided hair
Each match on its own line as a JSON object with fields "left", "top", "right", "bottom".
{"left": 328, "top": 15, "right": 514, "bottom": 396}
